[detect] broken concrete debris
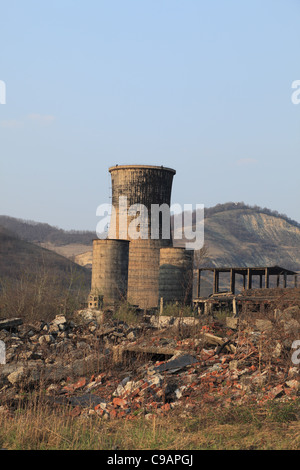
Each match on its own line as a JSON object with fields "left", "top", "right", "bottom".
{"left": 0, "top": 305, "right": 299, "bottom": 419}
{"left": 0, "top": 318, "right": 23, "bottom": 331}
{"left": 154, "top": 354, "right": 198, "bottom": 373}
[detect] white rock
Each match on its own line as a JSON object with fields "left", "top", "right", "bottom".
{"left": 7, "top": 367, "right": 25, "bottom": 385}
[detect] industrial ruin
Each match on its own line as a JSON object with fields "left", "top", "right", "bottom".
{"left": 89, "top": 164, "right": 194, "bottom": 310}
{"left": 88, "top": 164, "right": 298, "bottom": 313}
{"left": 194, "top": 265, "right": 298, "bottom": 315}
{"left": 1, "top": 166, "right": 300, "bottom": 434}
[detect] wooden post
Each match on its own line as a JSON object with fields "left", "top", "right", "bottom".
{"left": 243, "top": 274, "right": 246, "bottom": 290}
{"left": 213, "top": 269, "right": 219, "bottom": 294}
{"left": 259, "top": 274, "right": 263, "bottom": 289}
{"left": 160, "top": 297, "right": 163, "bottom": 315}
{"left": 247, "top": 268, "right": 252, "bottom": 290}
{"left": 204, "top": 301, "right": 210, "bottom": 315}
{"left": 265, "top": 268, "right": 269, "bottom": 288}
{"left": 283, "top": 273, "right": 287, "bottom": 288}
{"left": 196, "top": 269, "right": 201, "bottom": 297}
{"left": 277, "top": 275, "right": 280, "bottom": 288}
{"left": 230, "top": 269, "right": 235, "bottom": 294}
{"left": 232, "top": 297, "right": 237, "bottom": 316}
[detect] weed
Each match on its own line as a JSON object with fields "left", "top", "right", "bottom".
{"left": 161, "top": 303, "right": 196, "bottom": 318}
{"left": 1, "top": 400, "right": 300, "bottom": 450}
{"left": 113, "top": 301, "right": 143, "bottom": 326}
{"left": 266, "top": 400, "right": 300, "bottom": 423}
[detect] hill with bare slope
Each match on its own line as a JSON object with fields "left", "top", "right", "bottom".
{"left": 1, "top": 203, "right": 300, "bottom": 272}
{"left": 0, "top": 226, "right": 91, "bottom": 286}
{"left": 199, "top": 205, "right": 300, "bottom": 271}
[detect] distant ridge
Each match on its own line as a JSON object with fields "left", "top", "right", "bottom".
{"left": 1, "top": 202, "right": 300, "bottom": 272}
{"left": 203, "top": 202, "right": 300, "bottom": 228}
{"left": 0, "top": 225, "right": 91, "bottom": 286}
{"left": 187, "top": 203, "right": 300, "bottom": 271}
{"left": 0, "top": 215, "right": 95, "bottom": 245}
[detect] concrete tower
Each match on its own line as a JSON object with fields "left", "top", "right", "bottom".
{"left": 90, "top": 239, "right": 130, "bottom": 306}
{"left": 108, "top": 165, "right": 176, "bottom": 309}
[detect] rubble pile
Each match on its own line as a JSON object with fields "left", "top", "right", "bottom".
{"left": 0, "top": 305, "right": 299, "bottom": 419}
{"left": 239, "top": 287, "right": 300, "bottom": 308}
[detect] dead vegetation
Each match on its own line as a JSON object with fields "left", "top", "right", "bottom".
{"left": 0, "top": 286, "right": 299, "bottom": 450}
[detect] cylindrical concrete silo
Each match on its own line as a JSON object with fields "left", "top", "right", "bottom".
{"left": 159, "top": 247, "right": 194, "bottom": 305}
{"left": 91, "top": 239, "right": 130, "bottom": 305}
{"left": 108, "top": 165, "right": 176, "bottom": 309}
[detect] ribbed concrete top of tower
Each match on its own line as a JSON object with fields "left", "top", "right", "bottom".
{"left": 109, "top": 164, "right": 176, "bottom": 175}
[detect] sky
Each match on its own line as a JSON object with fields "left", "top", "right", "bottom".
{"left": 1, "top": 0, "right": 300, "bottom": 231}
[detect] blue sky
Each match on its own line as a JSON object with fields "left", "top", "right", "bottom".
{"left": 1, "top": 0, "right": 299, "bottom": 231}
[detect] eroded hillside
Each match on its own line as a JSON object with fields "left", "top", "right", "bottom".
{"left": 1, "top": 204, "right": 300, "bottom": 272}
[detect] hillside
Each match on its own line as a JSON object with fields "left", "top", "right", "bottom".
{"left": 0, "top": 215, "right": 95, "bottom": 246}
{"left": 172, "top": 203, "right": 300, "bottom": 272}
{"left": 0, "top": 226, "right": 92, "bottom": 321}
{"left": 1, "top": 203, "right": 300, "bottom": 272}
{"left": 0, "top": 215, "right": 95, "bottom": 269}
{"left": 200, "top": 206, "right": 300, "bottom": 271}
{"left": 0, "top": 226, "right": 91, "bottom": 287}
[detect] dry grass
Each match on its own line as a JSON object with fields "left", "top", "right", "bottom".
{"left": 1, "top": 398, "right": 299, "bottom": 450}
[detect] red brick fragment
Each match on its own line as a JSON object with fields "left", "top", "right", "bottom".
{"left": 112, "top": 397, "right": 127, "bottom": 408}
{"left": 161, "top": 403, "right": 171, "bottom": 411}
{"left": 73, "top": 377, "right": 86, "bottom": 390}
{"left": 69, "top": 406, "right": 81, "bottom": 417}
